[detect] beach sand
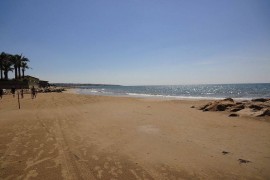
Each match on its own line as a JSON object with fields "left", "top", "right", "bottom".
{"left": 0, "top": 92, "right": 270, "bottom": 179}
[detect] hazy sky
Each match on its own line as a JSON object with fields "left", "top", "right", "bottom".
{"left": 1, "top": 0, "right": 270, "bottom": 85}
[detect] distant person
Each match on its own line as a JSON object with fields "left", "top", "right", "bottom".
{"left": 35, "top": 88, "right": 37, "bottom": 98}
{"left": 31, "top": 86, "right": 36, "bottom": 99}
{"left": 0, "top": 88, "right": 3, "bottom": 99}
{"left": 20, "top": 88, "right": 24, "bottom": 99}
{"left": 11, "top": 87, "right": 16, "bottom": 98}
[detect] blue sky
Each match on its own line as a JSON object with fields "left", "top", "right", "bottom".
{"left": 0, "top": 0, "right": 270, "bottom": 85}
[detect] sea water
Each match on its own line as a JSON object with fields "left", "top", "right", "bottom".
{"left": 75, "top": 83, "right": 270, "bottom": 100}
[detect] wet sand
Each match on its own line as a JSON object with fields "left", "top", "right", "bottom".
{"left": 0, "top": 92, "right": 270, "bottom": 179}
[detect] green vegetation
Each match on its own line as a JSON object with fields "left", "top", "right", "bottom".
{"left": 0, "top": 52, "right": 30, "bottom": 81}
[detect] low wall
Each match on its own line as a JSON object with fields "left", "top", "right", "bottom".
{"left": 0, "top": 81, "right": 30, "bottom": 89}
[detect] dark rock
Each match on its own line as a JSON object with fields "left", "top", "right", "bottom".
{"left": 190, "top": 106, "right": 195, "bottom": 108}
{"left": 230, "top": 104, "right": 245, "bottom": 112}
{"left": 223, "top": 98, "right": 234, "bottom": 102}
{"left": 238, "top": 159, "right": 251, "bottom": 164}
{"left": 203, "top": 102, "right": 218, "bottom": 111}
{"left": 230, "top": 108, "right": 242, "bottom": 112}
{"left": 235, "top": 104, "right": 245, "bottom": 108}
{"left": 197, "top": 98, "right": 270, "bottom": 118}
{"left": 217, "top": 102, "right": 235, "bottom": 111}
{"left": 256, "top": 108, "right": 270, "bottom": 117}
{"left": 222, "top": 151, "right": 230, "bottom": 155}
{"left": 199, "top": 100, "right": 234, "bottom": 112}
{"left": 229, "top": 113, "right": 239, "bottom": 117}
{"left": 216, "top": 104, "right": 228, "bottom": 111}
{"left": 251, "top": 98, "right": 268, "bottom": 102}
{"left": 249, "top": 104, "right": 264, "bottom": 110}
{"left": 198, "top": 103, "right": 212, "bottom": 110}
{"left": 215, "top": 101, "right": 233, "bottom": 111}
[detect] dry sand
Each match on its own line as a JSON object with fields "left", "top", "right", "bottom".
{"left": 0, "top": 92, "right": 270, "bottom": 179}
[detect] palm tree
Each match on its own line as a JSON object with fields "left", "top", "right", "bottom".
{"left": 21, "top": 61, "right": 30, "bottom": 78}
{"left": 0, "top": 55, "right": 3, "bottom": 80}
{"left": 10, "top": 54, "right": 22, "bottom": 79}
{"left": 2, "top": 54, "right": 13, "bottom": 80}
{"left": 0, "top": 52, "right": 7, "bottom": 80}
{"left": 19, "top": 55, "right": 29, "bottom": 79}
{"left": 0, "top": 52, "right": 31, "bottom": 80}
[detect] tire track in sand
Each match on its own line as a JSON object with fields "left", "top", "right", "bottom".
{"left": 35, "top": 94, "right": 96, "bottom": 180}
{"left": 58, "top": 94, "right": 155, "bottom": 180}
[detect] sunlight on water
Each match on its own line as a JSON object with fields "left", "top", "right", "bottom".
{"left": 76, "top": 84, "right": 270, "bottom": 100}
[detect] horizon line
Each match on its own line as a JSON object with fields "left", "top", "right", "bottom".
{"left": 52, "top": 82, "right": 270, "bottom": 86}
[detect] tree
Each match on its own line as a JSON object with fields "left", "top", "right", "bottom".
{"left": 2, "top": 54, "right": 13, "bottom": 80}
{"left": 0, "top": 52, "right": 7, "bottom": 80}
{"left": 0, "top": 52, "right": 31, "bottom": 80}
{"left": 10, "top": 54, "right": 22, "bottom": 79}
{"left": 21, "top": 61, "right": 30, "bottom": 78}
{"left": 19, "top": 56, "right": 29, "bottom": 79}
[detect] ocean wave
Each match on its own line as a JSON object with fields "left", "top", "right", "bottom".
{"left": 126, "top": 93, "right": 227, "bottom": 100}
{"left": 74, "top": 84, "right": 270, "bottom": 100}
{"left": 77, "top": 90, "right": 254, "bottom": 100}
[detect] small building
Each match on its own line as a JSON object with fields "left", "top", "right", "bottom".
{"left": 24, "top": 75, "right": 40, "bottom": 88}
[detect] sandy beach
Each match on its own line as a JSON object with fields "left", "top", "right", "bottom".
{"left": 0, "top": 92, "right": 270, "bottom": 179}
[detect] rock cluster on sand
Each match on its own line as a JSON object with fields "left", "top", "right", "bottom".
{"left": 197, "top": 98, "right": 270, "bottom": 117}
{"left": 37, "top": 87, "right": 66, "bottom": 93}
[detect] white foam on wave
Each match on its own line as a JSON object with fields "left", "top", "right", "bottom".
{"left": 126, "top": 93, "right": 254, "bottom": 100}
{"left": 126, "top": 93, "right": 223, "bottom": 100}
{"left": 78, "top": 89, "right": 105, "bottom": 94}
{"left": 76, "top": 89, "right": 254, "bottom": 101}
{"left": 90, "top": 90, "right": 99, "bottom": 93}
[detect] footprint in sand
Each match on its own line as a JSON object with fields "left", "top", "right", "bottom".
{"left": 92, "top": 155, "right": 99, "bottom": 161}
{"left": 137, "top": 125, "right": 159, "bottom": 134}
{"left": 108, "top": 166, "right": 119, "bottom": 177}
{"left": 24, "top": 170, "right": 38, "bottom": 179}
{"left": 94, "top": 166, "right": 104, "bottom": 178}
{"left": 106, "top": 157, "right": 112, "bottom": 161}
{"left": 22, "top": 150, "right": 28, "bottom": 155}
{"left": 104, "top": 162, "right": 109, "bottom": 169}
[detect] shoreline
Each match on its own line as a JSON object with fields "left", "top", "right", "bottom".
{"left": 64, "top": 90, "right": 270, "bottom": 119}
{"left": 67, "top": 88, "right": 256, "bottom": 101}
{"left": 64, "top": 88, "right": 216, "bottom": 102}
{"left": 0, "top": 92, "right": 269, "bottom": 179}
